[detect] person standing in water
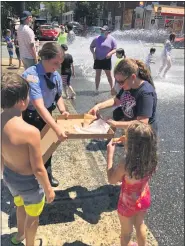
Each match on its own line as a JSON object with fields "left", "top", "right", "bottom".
{"left": 158, "top": 33, "right": 176, "bottom": 78}
{"left": 112, "top": 48, "right": 126, "bottom": 95}
{"left": 58, "top": 25, "right": 67, "bottom": 45}
{"left": 61, "top": 44, "right": 76, "bottom": 99}
{"left": 145, "top": 48, "right": 156, "bottom": 72}
{"left": 90, "top": 25, "right": 117, "bottom": 95}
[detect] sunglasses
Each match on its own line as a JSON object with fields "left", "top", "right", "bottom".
{"left": 44, "top": 75, "right": 55, "bottom": 90}
{"left": 116, "top": 76, "right": 129, "bottom": 85}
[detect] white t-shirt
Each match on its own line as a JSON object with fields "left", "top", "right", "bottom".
{"left": 162, "top": 39, "right": 173, "bottom": 57}
{"left": 145, "top": 53, "right": 153, "bottom": 67}
{"left": 17, "top": 24, "right": 35, "bottom": 59}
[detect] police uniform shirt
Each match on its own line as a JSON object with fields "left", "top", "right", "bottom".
{"left": 22, "top": 62, "right": 63, "bottom": 111}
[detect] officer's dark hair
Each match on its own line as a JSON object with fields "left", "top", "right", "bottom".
{"left": 1, "top": 73, "right": 29, "bottom": 109}
{"left": 116, "top": 48, "right": 126, "bottom": 58}
{"left": 150, "top": 48, "right": 156, "bottom": 54}
{"left": 38, "top": 42, "right": 64, "bottom": 60}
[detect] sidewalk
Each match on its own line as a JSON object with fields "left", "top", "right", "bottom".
{"left": 1, "top": 60, "right": 158, "bottom": 246}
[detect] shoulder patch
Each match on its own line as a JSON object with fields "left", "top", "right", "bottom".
{"left": 26, "top": 75, "right": 39, "bottom": 83}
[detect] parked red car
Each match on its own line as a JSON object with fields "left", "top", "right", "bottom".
{"left": 37, "top": 25, "right": 59, "bottom": 41}
{"left": 173, "top": 35, "right": 185, "bottom": 49}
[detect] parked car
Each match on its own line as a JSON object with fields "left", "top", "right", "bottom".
{"left": 173, "top": 35, "right": 185, "bottom": 49}
{"left": 33, "top": 18, "right": 47, "bottom": 34}
{"left": 37, "top": 25, "right": 59, "bottom": 41}
{"left": 68, "top": 21, "right": 83, "bottom": 36}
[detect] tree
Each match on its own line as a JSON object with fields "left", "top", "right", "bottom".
{"left": 74, "top": 1, "right": 104, "bottom": 25}
{"left": 1, "top": 1, "right": 40, "bottom": 30}
{"left": 43, "top": 1, "right": 65, "bottom": 20}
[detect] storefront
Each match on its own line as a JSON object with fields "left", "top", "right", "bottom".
{"left": 153, "top": 5, "right": 184, "bottom": 34}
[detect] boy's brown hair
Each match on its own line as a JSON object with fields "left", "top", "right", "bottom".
{"left": 125, "top": 121, "right": 158, "bottom": 179}
{"left": 1, "top": 73, "right": 29, "bottom": 109}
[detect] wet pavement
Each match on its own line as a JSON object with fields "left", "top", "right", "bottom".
{"left": 68, "top": 46, "right": 184, "bottom": 246}
{"left": 1, "top": 40, "right": 184, "bottom": 246}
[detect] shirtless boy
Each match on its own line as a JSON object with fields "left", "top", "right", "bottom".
{"left": 1, "top": 73, "right": 55, "bottom": 246}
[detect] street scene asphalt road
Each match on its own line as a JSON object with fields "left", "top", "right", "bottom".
{"left": 1, "top": 36, "right": 184, "bottom": 246}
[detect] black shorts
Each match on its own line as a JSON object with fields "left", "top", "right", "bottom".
{"left": 15, "top": 48, "right": 20, "bottom": 60}
{"left": 93, "top": 58, "right": 112, "bottom": 70}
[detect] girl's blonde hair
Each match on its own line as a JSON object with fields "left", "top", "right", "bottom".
{"left": 125, "top": 121, "right": 157, "bottom": 179}
{"left": 114, "top": 58, "right": 155, "bottom": 88}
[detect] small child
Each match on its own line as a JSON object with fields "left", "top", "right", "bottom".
{"left": 1, "top": 73, "right": 55, "bottom": 246}
{"left": 107, "top": 121, "right": 157, "bottom": 246}
{"left": 14, "top": 31, "right": 21, "bottom": 68}
{"left": 112, "top": 48, "right": 126, "bottom": 96}
{"left": 5, "top": 29, "right": 14, "bottom": 66}
{"left": 145, "top": 48, "right": 156, "bottom": 72}
{"left": 61, "top": 44, "right": 76, "bottom": 99}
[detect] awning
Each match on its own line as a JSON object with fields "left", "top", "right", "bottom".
{"left": 154, "top": 5, "right": 184, "bottom": 17}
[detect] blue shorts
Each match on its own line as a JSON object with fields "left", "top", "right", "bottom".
{"left": 8, "top": 48, "right": 13, "bottom": 58}
{"left": 3, "top": 166, "right": 45, "bottom": 217}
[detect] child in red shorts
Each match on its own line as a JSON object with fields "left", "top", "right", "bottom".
{"left": 106, "top": 121, "right": 157, "bottom": 246}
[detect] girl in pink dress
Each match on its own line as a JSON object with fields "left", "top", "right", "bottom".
{"left": 107, "top": 121, "right": 157, "bottom": 246}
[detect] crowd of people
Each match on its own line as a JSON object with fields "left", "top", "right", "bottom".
{"left": 1, "top": 9, "right": 177, "bottom": 246}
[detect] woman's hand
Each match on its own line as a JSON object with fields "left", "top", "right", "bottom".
{"left": 55, "top": 126, "right": 68, "bottom": 142}
{"left": 61, "top": 111, "right": 70, "bottom": 118}
{"left": 106, "top": 53, "right": 112, "bottom": 59}
{"left": 88, "top": 105, "right": 99, "bottom": 116}
{"left": 107, "top": 139, "right": 116, "bottom": 156}
{"left": 106, "top": 119, "right": 118, "bottom": 128}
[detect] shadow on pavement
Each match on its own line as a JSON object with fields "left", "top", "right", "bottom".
{"left": 75, "top": 90, "right": 108, "bottom": 97}
{"left": 37, "top": 184, "right": 120, "bottom": 226}
{"left": 9, "top": 184, "right": 120, "bottom": 227}
{"left": 86, "top": 139, "right": 108, "bottom": 151}
{"left": 63, "top": 241, "right": 90, "bottom": 246}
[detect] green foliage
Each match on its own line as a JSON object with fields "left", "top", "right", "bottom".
{"left": 74, "top": 1, "right": 103, "bottom": 25}
{"left": 43, "top": 2, "right": 65, "bottom": 17}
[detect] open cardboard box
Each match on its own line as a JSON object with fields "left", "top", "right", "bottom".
{"left": 41, "top": 114, "right": 114, "bottom": 164}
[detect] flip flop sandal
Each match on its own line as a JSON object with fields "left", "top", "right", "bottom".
{"left": 11, "top": 234, "right": 24, "bottom": 245}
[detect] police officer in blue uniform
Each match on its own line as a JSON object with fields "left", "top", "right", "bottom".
{"left": 22, "top": 42, "right": 69, "bottom": 187}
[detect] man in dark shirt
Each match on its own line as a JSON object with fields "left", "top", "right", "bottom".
{"left": 61, "top": 44, "right": 76, "bottom": 99}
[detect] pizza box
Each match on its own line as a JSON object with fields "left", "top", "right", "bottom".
{"left": 41, "top": 114, "right": 114, "bottom": 164}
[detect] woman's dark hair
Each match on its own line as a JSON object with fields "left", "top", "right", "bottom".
{"left": 1, "top": 73, "right": 29, "bottom": 109}
{"left": 38, "top": 42, "right": 63, "bottom": 60}
{"left": 125, "top": 121, "right": 158, "bottom": 179}
{"left": 114, "top": 58, "right": 155, "bottom": 88}
{"left": 169, "top": 33, "right": 176, "bottom": 41}
{"left": 116, "top": 48, "right": 126, "bottom": 58}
